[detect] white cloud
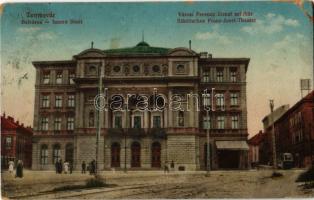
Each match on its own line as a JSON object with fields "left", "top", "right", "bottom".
{"left": 37, "top": 32, "right": 56, "bottom": 40}
{"left": 17, "top": 27, "right": 42, "bottom": 33}
{"left": 242, "top": 13, "right": 300, "bottom": 35}
{"left": 195, "top": 31, "right": 239, "bottom": 45}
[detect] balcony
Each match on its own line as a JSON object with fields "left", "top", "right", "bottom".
{"left": 106, "top": 128, "right": 167, "bottom": 138}
{"left": 150, "top": 128, "right": 167, "bottom": 139}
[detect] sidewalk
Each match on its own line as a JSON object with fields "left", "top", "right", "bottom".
{"left": 1, "top": 169, "right": 207, "bottom": 198}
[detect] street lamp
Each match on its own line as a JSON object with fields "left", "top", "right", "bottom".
{"left": 206, "top": 108, "right": 211, "bottom": 174}
{"left": 269, "top": 99, "right": 277, "bottom": 170}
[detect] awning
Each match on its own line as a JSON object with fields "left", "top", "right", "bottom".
{"left": 216, "top": 141, "right": 249, "bottom": 150}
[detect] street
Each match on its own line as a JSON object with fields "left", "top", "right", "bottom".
{"left": 2, "top": 169, "right": 313, "bottom": 199}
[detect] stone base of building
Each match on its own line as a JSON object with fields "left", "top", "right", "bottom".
{"left": 32, "top": 134, "right": 248, "bottom": 171}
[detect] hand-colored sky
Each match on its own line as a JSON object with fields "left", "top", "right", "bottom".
{"left": 1, "top": 1, "right": 313, "bottom": 136}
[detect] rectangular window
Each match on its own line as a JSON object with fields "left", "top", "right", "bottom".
{"left": 231, "top": 116, "right": 239, "bottom": 129}
{"left": 114, "top": 116, "right": 122, "bottom": 128}
{"left": 67, "top": 95, "right": 75, "bottom": 107}
{"left": 230, "top": 69, "right": 237, "bottom": 82}
{"left": 53, "top": 148, "right": 61, "bottom": 164}
{"left": 40, "top": 147, "right": 48, "bottom": 165}
{"left": 5, "top": 137, "right": 12, "bottom": 149}
{"left": 230, "top": 93, "right": 238, "bottom": 106}
{"left": 133, "top": 116, "right": 141, "bottom": 128}
{"left": 67, "top": 117, "right": 74, "bottom": 130}
{"left": 54, "top": 117, "right": 61, "bottom": 131}
{"left": 41, "top": 117, "right": 49, "bottom": 131}
{"left": 216, "top": 69, "right": 224, "bottom": 82}
{"left": 178, "top": 111, "right": 185, "bottom": 127}
{"left": 56, "top": 71, "right": 63, "bottom": 84}
{"left": 55, "top": 95, "right": 63, "bottom": 108}
{"left": 203, "top": 93, "right": 211, "bottom": 108}
{"left": 153, "top": 116, "right": 161, "bottom": 128}
{"left": 217, "top": 116, "right": 225, "bottom": 129}
{"left": 69, "top": 71, "right": 75, "bottom": 84}
{"left": 202, "top": 70, "right": 210, "bottom": 82}
{"left": 216, "top": 93, "right": 225, "bottom": 109}
{"left": 43, "top": 72, "right": 50, "bottom": 84}
{"left": 41, "top": 95, "right": 50, "bottom": 108}
{"left": 203, "top": 116, "right": 211, "bottom": 129}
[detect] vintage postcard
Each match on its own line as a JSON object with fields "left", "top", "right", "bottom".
{"left": 1, "top": 0, "right": 314, "bottom": 199}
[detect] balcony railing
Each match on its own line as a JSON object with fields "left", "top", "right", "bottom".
{"left": 107, "top": 128, "right": 166, "bottom": 138}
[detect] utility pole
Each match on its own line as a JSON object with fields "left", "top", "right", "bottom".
{"left": 206, "top": 108, "right": 211, "bottom": 174}
{"left": 124, "top": 108, "right": 128, "bottom": 173}
{"left": 269, "top": 99, "right": 277, "bottom": 170}
{"left": 95, "top": 65, "right": 103, "bottom": 176}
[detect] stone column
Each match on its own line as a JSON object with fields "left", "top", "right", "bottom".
{"left": 168, "top": 90, "right": 173, "bottom": 127}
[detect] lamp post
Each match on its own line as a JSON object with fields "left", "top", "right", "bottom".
{"left": 95, "top": 65, "right": 103, "bottom": 176}
{"left": 124, "top": 104, "right": 128, "bottom": 173}
{"left": 269, "top": 99, "right": 277, "bottom": 170}
{"left": 206, "top": 108, "right": 211, "bottom": 174}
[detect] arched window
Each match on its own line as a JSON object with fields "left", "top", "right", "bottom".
{"left": 89, "top": 111, "right": 95, "bottom": 127}
{"left": 111, "top": 143, "right": 121, "bottom": 167}
{"left": 131, "top": 142, "right": 141, "bottom": 167}
{"left": 65, "top": 143, "right": 74, "bottom": 163}
{"left": 178, "top": 111, "right": 184, "bottom": 127}
{"left": 53, "top": 144, "right": 61, "bottom": 164}
{"left": 40, "top": 144, "right": 48, "bottom": 165}
{"left": 151, "top": 142, "right": 161, "bottom": 168}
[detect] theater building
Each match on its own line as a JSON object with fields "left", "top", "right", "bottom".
{"left": 32, "top": 40, "right": 250, "bottom": 170}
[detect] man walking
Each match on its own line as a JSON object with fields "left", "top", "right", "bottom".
{"left": 15, "top": 160, "right": 23, "bottom": 178}
{"left": 82, "top": 161, "right": 86, "bottom": 174}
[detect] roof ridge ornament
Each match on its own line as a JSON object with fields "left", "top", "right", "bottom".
{"left": 91, "top": 41, "right": 94, "bottom": 49}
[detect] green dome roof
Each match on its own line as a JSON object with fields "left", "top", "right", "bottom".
{"left": 103, "top": 41, "right": 170, "bottom": 55}
{"left": 136, "top": 41, "right": 150, "bottom": 47}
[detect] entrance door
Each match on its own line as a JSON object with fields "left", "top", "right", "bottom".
{"left": 151, "top": 142, "right": 161, "bottom": 168}
{"left": 111, "top": 143, "right": 120, "bottom": 168}
{"left": 65, "top": 143, "right": 74, "bottom": 163}
{"left": 218, "top": 150, "right": 240, "bottom": 169}
{"left": 131, "top": 142, "right": 141, "bottom": 167}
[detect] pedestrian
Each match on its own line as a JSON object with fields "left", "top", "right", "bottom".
{"left": 15, "top": 160, "right": 23, "bottom": 178}
{"left": 91, "top": 160, "right": 96, "bottom": 175}
{"left": 171, "top": 160, "right": 175, "bottom": 172}
{"left": 82, "top": 161, "right": 86, "bottom": 174}
{"left": 69, "top": 161, "right": 73, "bottom": 174}
{"left": 55, "top": 160, "right": 59, "bottom": 174}
{"left": 64, "top": 161, "right": 69, "bottom": 174}
{"left": 164, "top": 161, "right": 169, "bottom": 173}
{"left": 8, "top": 160, "right": 14, "bottom": 174}
{"left": 58, "top": 159, "right": 63, "bottom": 174}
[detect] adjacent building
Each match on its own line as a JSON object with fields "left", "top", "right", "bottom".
{"left": 248, "top": 130, "right": 265, "bottom": 167}
{"left": 275, "top": 90, "right": 314, "bottom": 168}
{"left": 260, "top": 105, "right": 289, "bottom": 165}
{"left": 1, "top": 113, "right": 33, "bottom": 169}
{"left": 32, "top": 40, "right": 250, "bottom": 170}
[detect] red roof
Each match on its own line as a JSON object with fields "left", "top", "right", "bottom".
{"left": 1, "top": 114, "right": 32, "bottom": 135}
{"left": 248, "top": 131, "right": 265, "bottom": 145}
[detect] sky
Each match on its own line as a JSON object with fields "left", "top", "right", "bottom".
{"left": 1, "top": 1, "right": 313, "bottom": 136}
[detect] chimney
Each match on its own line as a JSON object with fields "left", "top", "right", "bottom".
{"left": 189, "top": 40, "right": 191, "bottom": 50}
{"left": 8, "top": 116, "right": 13, "bottom": 122}
{"left": 16, "top": 120, "right": 19, "bottom": 125}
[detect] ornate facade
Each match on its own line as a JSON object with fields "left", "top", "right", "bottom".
{"left": 32, "top": 41, "right": 250, "bottom": 170}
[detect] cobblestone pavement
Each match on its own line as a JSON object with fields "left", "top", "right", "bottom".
{"left": 1, "top": 169, "right": 313, "bottom": 199}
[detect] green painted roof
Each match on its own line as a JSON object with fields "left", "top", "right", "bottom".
{"left": 103, "top": 41, "right": 171, "bottom": 55}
